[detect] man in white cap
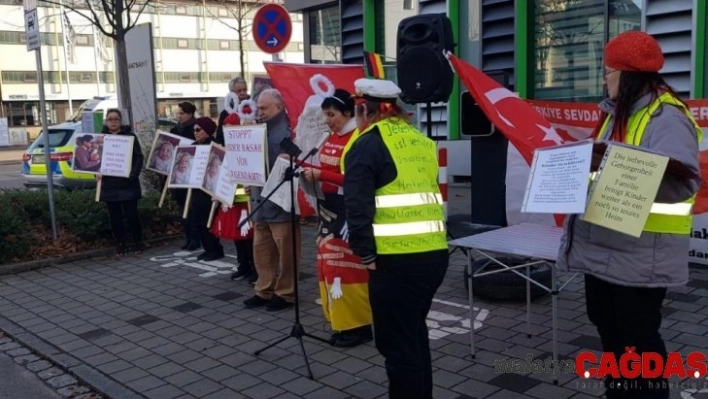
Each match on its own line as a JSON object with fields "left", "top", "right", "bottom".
{"left": 341, "top": 78, "right": 449, "bottom": 399}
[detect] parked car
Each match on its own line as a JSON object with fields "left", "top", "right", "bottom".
{"left": 22, "top": 115, "right": 178, "bottom": 189}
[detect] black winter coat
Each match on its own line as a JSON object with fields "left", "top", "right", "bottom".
{"left": 170, "top": 119, "right": 197, "bottom": 141}
{"left": 99, "top": 125, "right": 144, "bottom": 202}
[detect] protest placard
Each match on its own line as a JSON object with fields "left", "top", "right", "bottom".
{"left": 261, "top": 157, "right": 300, "bottom": 214}
{"left": 522, "top": 140, "right": 593, "bottom": 214}
{"left": 223, "top": 124, "right": 268, "bottom": 186}
{"left": 168, "top": 145, "right": 211, "bottom": 188}
{"left": 582, "top": 144, "right": 669, "bottom": 237}
{"left": 71, "top": 132, "right": 134, "bottom": 177}
{"left": 201, "top": 143, "right": 237, "bottom": 204}
{"left": 147, "top": 130, "right": 193, "bottom": 175}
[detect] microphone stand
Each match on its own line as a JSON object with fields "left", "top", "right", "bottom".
{"left": 238, "top": 137, "right": 330, "bottom": 380}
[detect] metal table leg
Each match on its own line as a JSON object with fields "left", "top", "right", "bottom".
{"left": 552, "top": 266, "right": 559, "bottom": 385}
{"left": 467, "top": 251, "right": 476, "bottom": 359}
{"left": 526, "top": 264, "right": 531, "bottom": 338}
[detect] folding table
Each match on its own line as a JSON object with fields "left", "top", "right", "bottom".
{"left": 448, "top": 222, "right": 579, "bottom": 384}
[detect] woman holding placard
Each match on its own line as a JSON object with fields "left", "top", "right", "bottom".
{"left": 190, "top": 117, "right": 225, "bottom": 262}
{"left": 98, "top": 109, "right": 145, "bottom": 256}
{"left": 300, "top": 89, "right": 373, "bottom": 347}
{"left": 171, "top": 101, "right": 201, "bottom": 251}
{"left": 557, "top": 31, "right": 701, "bottom": 399}
{"left": 212, "top": 111, "right": 257, "bottom": 284}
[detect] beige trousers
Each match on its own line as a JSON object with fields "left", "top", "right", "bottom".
{"left": 253, "top": 221, "right": 302, "bottom": 302}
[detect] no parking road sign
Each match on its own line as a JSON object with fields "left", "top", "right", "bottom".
{"left": 252, "top": 3, "right": 291, "bottom": 54}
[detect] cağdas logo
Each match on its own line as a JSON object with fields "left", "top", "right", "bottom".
{"left": 576, "top": 347, "right": 708, "bottom": 379}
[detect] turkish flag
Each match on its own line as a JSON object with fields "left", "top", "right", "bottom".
{"left": 448, "top": 54, "right": 568, "bottom": 225}
{"left": 448, "top": 54, "right": 565, "bottom": 163}
{"left": 263, "top": 62, "right": 365, "bottom": 218}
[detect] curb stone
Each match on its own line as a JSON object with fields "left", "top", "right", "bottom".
{"left": 0, "top": 315, "right": 144, "bottom": 399}
{"left": 0, "top": 323, "right": 110, "bottom": 398}
{"left": 0, "top": 235, "right": 181, "bottom": 276}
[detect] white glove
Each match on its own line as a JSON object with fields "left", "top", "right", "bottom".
{"left": 340, "top": 222, "right": 349, "bottom": 243}
{"left": 330, "top": 277, "right": 343, "bottom": 300}
{"left": 239, "top": 209, "right": 250, "bottom": 236}
{"left": 221, "top": 203, "right": 230, "bottom": 213}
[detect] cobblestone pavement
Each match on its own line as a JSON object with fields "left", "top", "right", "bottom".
{"left": 0, "top": 331, "right": 101, "bottom": 398}
{"left": 1, "top": 186, "right": 708, "bottom": 398}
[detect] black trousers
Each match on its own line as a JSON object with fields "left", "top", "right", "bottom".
{"left": 105, "top": 200, "right": 143, "bottom": 246}
{"left": 585, "top": 274, "right": 669, "bottom": 399}
{"left": 234, "top": 238, "right": 254, "bottom": 272}
{"left": 189, "top": 192, "right": 223, "bottom": 254}
{"left": 173, "top": 188, "right": 199, "bottom": 243}
{"left": 368, "top": 251, "right": 448, "bottom": 399}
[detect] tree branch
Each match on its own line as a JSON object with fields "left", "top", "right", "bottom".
{"left": 127, "top": 0, "right": 151, "bottom": 30}
{"left": 39, "top": 0, "right": 115, "bottom": 38}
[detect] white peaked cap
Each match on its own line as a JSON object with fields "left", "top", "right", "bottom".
{"left": 354, "top": 78, "right": 401, "bottom": 101}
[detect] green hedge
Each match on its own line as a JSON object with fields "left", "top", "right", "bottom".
{"left": 0, "top": 189, "right": 181, "bottom": 264}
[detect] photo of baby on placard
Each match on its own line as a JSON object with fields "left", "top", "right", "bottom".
{"left": 170, "top": 147, "right": 195, "bottom": 186}
{"left": 147, "top": 131, "right": 186, "bottom": 175}
{"left": 202, "top": 146, "right": 225, "bottom": 196}
{"left": 73, "top": 133, "right": 104, "bottom": 173}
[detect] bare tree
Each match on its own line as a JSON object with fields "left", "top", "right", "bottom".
{"left": 38, "top": 0, "right": 154, "bottom": 126}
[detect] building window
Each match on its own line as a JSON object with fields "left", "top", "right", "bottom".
{"left": 217, "top": 7, "right": 228, "bottom": 17}
{"left": 175, "top": 6, "right": 187, "bottom": 14}
{"left": 309, "top": 5, "right": 341, "bottom": 63}
{"left": 532, "top": 0, "right": 641, "bottom": 102}
{"left": 177, "top": 39, "right": 188, "bottom": 48}
{"left": 219, "top": 40, "right": 230, "bottom": 50}
{"left": 75, "top": 35, "right": 90, "bottom": 46}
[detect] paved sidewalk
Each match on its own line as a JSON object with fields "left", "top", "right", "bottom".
{"left": 0, "top": 187, "right": 707, "bottom": 398}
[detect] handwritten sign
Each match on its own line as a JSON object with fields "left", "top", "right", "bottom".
{"left": 168, "top": 145, "right": 211, "bottom": 188}
{"left": 202, "top": 143, "right": 237, "bottom": 204}
{"left": 582, "top": 144, "right": 669, "bottom": 237}
{"left": 261, "top": 157, "right": 300, "bottom": 214}
{"left": 146, "top": 130, "right": 193, "bottom": 175}
{"left": 70, "top": 132, "right": 134, "bottom": 177}
{"left": 0, "top": 118, "right": 9, "bottom": 147}
{"left": 223, "top": 124, "right": 268, "bottom": 186}
{"left": 522, "top": 141, "right": 593, "bottom": 214}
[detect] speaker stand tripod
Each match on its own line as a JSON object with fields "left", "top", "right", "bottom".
{"left": 239, "top": 138, "right": 330, "bottom": 379}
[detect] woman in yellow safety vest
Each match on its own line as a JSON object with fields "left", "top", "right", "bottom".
{"left": 557, "top": 31, "right": 701, "bottom": 399}
{"left": 342, "top": 78, "right": 448, "bottom": 399}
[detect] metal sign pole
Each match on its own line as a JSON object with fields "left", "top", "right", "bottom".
{"left": 36, "top": 51, "right": 58, "bottom": 240}
{"left": 25, "top": 0, "right": 57, "bottom": 240}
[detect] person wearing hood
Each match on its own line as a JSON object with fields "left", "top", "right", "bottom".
{"left": 98, "top": 109, "right": 145, "bottom": 256}
{"left": 242, "top": 88, "right": 301, "bottom": 312}
{"left": 170, "top": 101, "right": 201, "bottom": 251}
{"left": 557, "top": 31, "right": 701, "bottom": 399}
{"left": 189, "top": 117, "right": 225, "bottom": 262}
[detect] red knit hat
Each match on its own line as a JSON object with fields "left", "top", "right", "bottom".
{"left": 604, "top": 31, "right": 664, "bottom": 72}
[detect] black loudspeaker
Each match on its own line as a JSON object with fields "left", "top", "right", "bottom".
{"left": 397, "top": 14, "right": 454, "bottom": 104}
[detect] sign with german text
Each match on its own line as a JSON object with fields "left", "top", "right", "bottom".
{"left": 168, "top": 145, "right": 210, "bottom": 189}
{"left": 223, "top": 124, "right": 268, "bottom": 186}
{"left": 70, "top": 133, "right": 134, "bottom": 178}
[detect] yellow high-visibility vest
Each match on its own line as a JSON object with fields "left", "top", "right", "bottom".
{"left": 344, "top": 119, "right": 447, "bottom": 254}
{"left": 596, "top": 92, "right": 702, "bottom": 234}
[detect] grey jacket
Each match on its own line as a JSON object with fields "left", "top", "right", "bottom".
{"left": 249, "top": 110, "right": 295, "bottom": 223}
{"left": 556, "top": 92, "right": 701, "bottom": 288}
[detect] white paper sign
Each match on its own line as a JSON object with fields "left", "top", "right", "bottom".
{"left": 70, "top": 133, "right": 134, "bottom": 177}
{"left": 521, "top": 141, "right": 593, "bottom": 214}
{"left": 168, "top": 145, "right": 211, "bottom": 188}
{"left": 223, "top": 124, "right": 268, "bottom": 186}
{"left": 261, "top": 157, "right": 300, "bottom": 214}
{"left": 0, "top": 118, "right": 9, "bottom": 147}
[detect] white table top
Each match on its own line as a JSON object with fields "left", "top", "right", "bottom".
{"left": 448, "top": 223, "right": 563, "bottom": 261}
